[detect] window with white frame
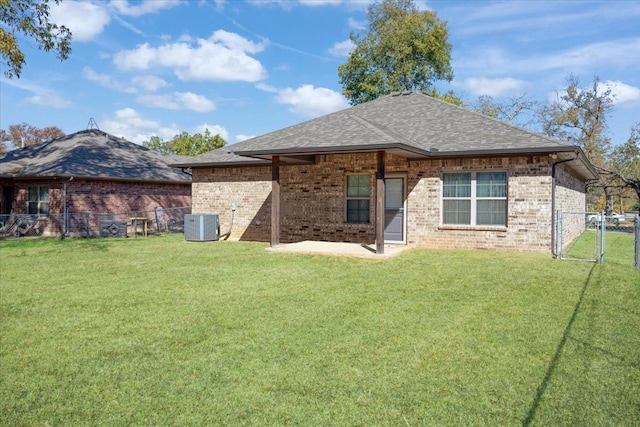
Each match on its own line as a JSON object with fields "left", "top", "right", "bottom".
{"left": 442, "top": 172, "right": 507, "bottom": 226}
{"left": 346, "top": 174, "right": 370, "bottom": 223}
{"left": 28, "top": 186, "right": 49, "bottom": 215}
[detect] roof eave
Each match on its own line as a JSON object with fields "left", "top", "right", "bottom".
{"left": 234, "top": 143, "right": 429, "bottom": 160}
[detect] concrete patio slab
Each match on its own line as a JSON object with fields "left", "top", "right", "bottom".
{"left": 266, "top": 240, "right": 412, "bottom": 259}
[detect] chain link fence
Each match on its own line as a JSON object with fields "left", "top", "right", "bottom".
{"left": 556, "top": 210, "right": 604, "bottom": 263}
{"left": 557, "top": 210, "right": 639, "bottom": 265}
{"left": 0, "top": 206, "right": 190, "bottom": 240}
{"left": 635, "top": 215, "right": 639, "bottom": 271}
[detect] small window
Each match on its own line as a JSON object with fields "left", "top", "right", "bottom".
{"left": 442, "top": 172, "right": 507, "bottom": 226}
{"left": 346, "top": 175, "right": 370, "bottom": 223}
{"left": 28, "top": 186, "right": 49, "bottom": 215}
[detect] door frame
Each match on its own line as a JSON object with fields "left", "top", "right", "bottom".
{"left": 384, "top": 174, "right": 407, "bottom": 244}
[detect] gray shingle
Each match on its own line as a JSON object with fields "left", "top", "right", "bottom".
{"left": 172, "top": 92, "right": 597, "bottom": 179}
{"left": 0, "top": 129, "right": 191, "bottom": 183}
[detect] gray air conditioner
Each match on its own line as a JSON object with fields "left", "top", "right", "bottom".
{"left": 184, "top": 214, "right": 219, "bottom": 241}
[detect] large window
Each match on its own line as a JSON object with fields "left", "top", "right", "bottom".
{"left": 346, "top": 175, "right": 370, "bottom": 223}
{"left": 442, "top": 172, "right": 507, "bottom": 226}
{"left": 28, "top": 186, "right": 49, "bottom": 215}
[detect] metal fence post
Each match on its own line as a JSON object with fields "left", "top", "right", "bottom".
{"left": 600, "top": 210, "right": 606, "bottom": 263}
{"left": 635, "top": 215, "right": 639, "bottom": 271}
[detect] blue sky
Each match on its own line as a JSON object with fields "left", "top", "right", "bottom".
{"left": 1, "top": 0, "right": 639, "bottom": 148}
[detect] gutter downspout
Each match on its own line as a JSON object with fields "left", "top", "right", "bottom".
{"left": 551, "top": 153, "right": 578, "bottom": 258}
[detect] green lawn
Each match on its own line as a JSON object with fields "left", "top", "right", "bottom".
{"left": 1, "top": 233, "right": 638, "bottom": 426}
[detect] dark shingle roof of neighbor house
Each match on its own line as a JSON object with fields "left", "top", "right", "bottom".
{"left": 0, "top": 129, "right": 191, "bottom": 183}
{"left": 173, "top": 91, "right": 597, "bottom": 180}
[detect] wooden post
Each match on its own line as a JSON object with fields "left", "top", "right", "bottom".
{"left": 271, "top": 155, "right": 280, "bottom": 247}
{"left": 376, "top": 151, "right": 385, "bottom": 255}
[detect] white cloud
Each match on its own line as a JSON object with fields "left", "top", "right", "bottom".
{"left": 456, "top": 77, "right": 527, "bottom": 97}
{"left": 110, "top": 0, "right": 181, "bottom": 17}
{"left": 348, "top": 17, "right": 366, "bottom": 31}
{"left": 50, "top": 1, "right": 110, "bottom": 42}
{"left": 276, "top": 84, "right": 349, "bottom": 117}
{"left": 255, "top": 83, "right": 278, "bottom": 93}
{"left": 195, "top": 123, "right": 229, "bottom": 141}
{"left": 235, "top": 134, "right": 254, "bottom": 143}
{"left": 455, "top": 38, "right": 640, "bottom": 78}
{"left": 25, "top": 94, "right": 72, "bottom": 109}
{"left": 299, "top": 0, "right": 344, "bottom": 6}
{"left": 82, "top": 67, "right": 137, "bottom": 93}
{"left": 604, "top": 80, "right": 640, "bottom": 106}
{"left": 113, "top": 30, "right": 267, "bottom": 82}
{"left": 101, "top": 108, "right": 181, "bottom": 144}
{"left": 3, "top": 78, "right": 72, "bottom": 108}
{"left": 113, "top": 15, "right": 146, "bottom": 37}
{"left": 328, "top": 39, "right": 355, "bottom": 57}
{"left": 131, "top": 75, "right": 169, "bottom": 92}
{"left": 137, "top": 92, "right": 216, "bottom": 112}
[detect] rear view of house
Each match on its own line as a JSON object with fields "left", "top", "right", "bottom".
{"left": 175, "top": 92, "right": 597, "bottom": 255}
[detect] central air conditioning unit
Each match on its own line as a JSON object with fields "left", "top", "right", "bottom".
{"left": 184, "top": 214, "right": 219, "bottom": 241}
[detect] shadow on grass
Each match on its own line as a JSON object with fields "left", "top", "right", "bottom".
{"left": 522, "top": 263, "right": 597, "bottom": 426}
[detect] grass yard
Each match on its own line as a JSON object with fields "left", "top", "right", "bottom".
{"left": 1, "top": 233, "right": 638, "bottom": 426}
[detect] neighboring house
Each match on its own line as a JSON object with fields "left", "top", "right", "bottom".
{"left": 172, "top": 92, "right": 597, "bottom": 255}
{"left": 0, "top": 129, "right": 191, "bottom": 236}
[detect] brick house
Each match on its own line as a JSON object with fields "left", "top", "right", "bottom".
{"left": 0, "top": 129, "right": 191, "bottom": 236}
{"left": 172, "top": 92, "right": 597, "bottom": 255}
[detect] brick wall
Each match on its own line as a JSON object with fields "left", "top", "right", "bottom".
{"left": 2, "top": 179, "right": 190, "bottom": 236}
{"left": 192, "top": 153, "right": 586, "bottom": 253}
{"left": 554, "top": 163, "right": 589, "bottom": 251}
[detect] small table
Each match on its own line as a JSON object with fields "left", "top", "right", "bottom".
{"left": 129, "top": 217, "right": 149, "bottom": 237}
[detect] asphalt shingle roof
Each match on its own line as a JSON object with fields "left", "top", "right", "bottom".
{"left": 172, "top": 92, "right": 597, "bottom": 179}
{"left": 0, "top": 129, "right": 191, "bottom": 183}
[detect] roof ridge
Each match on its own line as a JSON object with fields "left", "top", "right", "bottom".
{"left": 348, "top": 114, "right": 419, "bottom": 148}
{"left": 409, "top": 92, "right": 571, "bottom": 148}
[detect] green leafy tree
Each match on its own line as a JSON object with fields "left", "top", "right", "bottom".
{"left": 337, "top": 0, "right": 453, "bottom": 105}
{"left": 0, "top": 0, "right": 72, "bottom": 78}
{"left": 0, "top": 123, "right": 65, "bottom": 152}
{"left": 143, "top": 129, "right": 226, "bottom": 156}
{"left": 427, "top": 88, "right": 465, "bottom": 107}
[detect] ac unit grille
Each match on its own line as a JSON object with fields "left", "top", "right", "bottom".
{"left": 184, "top": 214, "right": 219, "bottom": 241}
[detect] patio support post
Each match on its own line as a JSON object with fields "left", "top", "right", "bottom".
{"left": 376, "top": 151, "right": 385, "bottom": 255}
{"left": 271, "top": 155, "right": 280, "bottom": 247}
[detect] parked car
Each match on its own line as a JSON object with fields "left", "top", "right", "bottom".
{"left": 587, "top": 211, "right": 625, "bottom": 225}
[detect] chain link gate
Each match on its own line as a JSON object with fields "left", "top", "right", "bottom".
{"left": 556, "top": 210, "right": 605, "bottom": 263}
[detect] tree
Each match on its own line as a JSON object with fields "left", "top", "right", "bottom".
{"left": 473, "top": 94, "right": 540, "bottom": 127}
{"left": 0, "top": 123, "right": 65, "bottom": 152}
{"left": 0, "top": 0, "right": 72, "bottom": 78}
{"left": 427, "top": 88, "right": 465, "bottom": 107}
{"left": 143, "top": 129, "right": 226, "bottom": 156}
{"left": 599, "top": 123, "right": 640, "bottom": 213}
{"left": 538, "top": 75, "right": 616, "bottom": 213}
{"left": 337, "top": 0, "right": 453, "bottom": 105}
{"left": 539, "top": 75, "right": 612, "bottom": 164}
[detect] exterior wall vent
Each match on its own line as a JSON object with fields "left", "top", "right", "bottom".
{"left": 184, "top": 214, "right": 219, "bottom": 241}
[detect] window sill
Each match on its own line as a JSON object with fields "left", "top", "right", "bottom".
{"left": 438, "top": 225, "right": 507, "bottom": 232}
